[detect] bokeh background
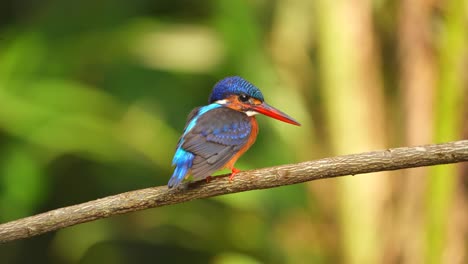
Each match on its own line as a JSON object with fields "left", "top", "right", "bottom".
{"left": 0, "top": 0, "right": 467, "bottom": 263}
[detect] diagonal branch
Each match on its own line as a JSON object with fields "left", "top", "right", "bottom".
{"left": 0, "top": 140, "right": 467, "bottom": 243}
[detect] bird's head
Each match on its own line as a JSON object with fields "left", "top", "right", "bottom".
{"left": 209, "top": 76, "right": 301, "bottom": 126}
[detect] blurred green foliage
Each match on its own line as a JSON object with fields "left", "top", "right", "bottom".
{"left": 0, "top": 1, "right": 466, "bottom": 264}
{"left": 0, "top": 1, "right": 310, "bottom": 263}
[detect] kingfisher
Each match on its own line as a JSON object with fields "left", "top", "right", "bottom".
{"left": 168, "top": 76, "right": 300, "bottom": 188}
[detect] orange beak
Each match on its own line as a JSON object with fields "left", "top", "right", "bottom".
{"left": 251, "top": 102, "right": 301, "bottom": 126}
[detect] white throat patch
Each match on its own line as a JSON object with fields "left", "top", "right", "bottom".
{"left": 245, "top": 111, "right": 259, "bottom": 116}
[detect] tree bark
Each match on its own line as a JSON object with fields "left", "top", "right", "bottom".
{"left": 0, "top": 140, "right": 467, "bottom": 243}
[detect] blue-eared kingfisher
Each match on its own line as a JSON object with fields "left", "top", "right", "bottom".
{"left": 168, "top": 76, "right": 301, "bottom": 188}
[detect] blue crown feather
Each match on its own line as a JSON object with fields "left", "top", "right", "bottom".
{"left": 209, "top": 76, "right": 264, "bottom": 103}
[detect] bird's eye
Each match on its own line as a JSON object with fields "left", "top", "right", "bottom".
{"left": 239, "top": 94, "right": 250, "bottom": 102}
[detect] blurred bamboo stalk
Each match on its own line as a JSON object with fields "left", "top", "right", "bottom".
{"left": 428, "top": 0, "right": 468, "bottom": 263}
{"left": 397, "top": 0, "right": 437, "bottom": 263}
{"left": 314, "top": 0, "right": 389, "bottom": 263}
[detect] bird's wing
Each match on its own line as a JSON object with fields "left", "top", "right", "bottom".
{"left": 169, "top": 104, "right": 224, "bottom": 188}
{"left": 182, "top": 107, "right": 252, "bottom": 179}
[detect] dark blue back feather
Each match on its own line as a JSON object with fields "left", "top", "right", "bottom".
{"left": 168, "top": 106, "right": 252, "bottom": 188}
{"left": 168, "top": 104, "right": 222, "bottom": 188}
{"left": 183, "top": 108, "right": 252, "bottom": 179}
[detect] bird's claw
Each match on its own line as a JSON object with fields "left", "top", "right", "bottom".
{"left": 229, "top": 168, "right": 241, "bottom": 182}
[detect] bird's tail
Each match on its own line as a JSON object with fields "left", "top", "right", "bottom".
{"left": 168, "top": 150, "right": 194, "bottom": 188}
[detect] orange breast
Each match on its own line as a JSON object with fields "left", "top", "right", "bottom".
{"left": 224, "top": 117, "right": 259, "bottom": 170}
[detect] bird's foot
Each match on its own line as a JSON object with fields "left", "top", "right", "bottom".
{"left": 229, "top": 168, "right": 241, "bottom": 182}
{"left": 205, "top": 176, "right": 213, "bottom": 183}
